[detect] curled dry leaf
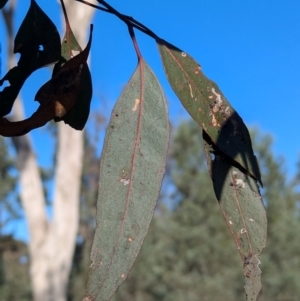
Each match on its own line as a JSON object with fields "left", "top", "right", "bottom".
{"left": 0, "top": 25, "right": 93, "bottom": 137}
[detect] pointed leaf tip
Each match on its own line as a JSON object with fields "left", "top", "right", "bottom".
{"left": 0, "top": 0, "right": 9, "bottom": 9}
{"left": 14, "top": 0, "right": 61, "bottom": 70}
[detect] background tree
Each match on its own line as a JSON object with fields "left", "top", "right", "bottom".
{"left": 0, "top": 136, "right": 18, "bottom": 231}
{"left": 252, "top": 130, "right": 300, "bottom": 301}
{"left": 1, "top": 1, "right": 96, "bottom": 301}
{"left": 67, "top": 133, "right": 100, "bottom": 300}
{"left": 0, "top": 136, "right": 26, "bottom": 301}
{"left": 0, "top": 235, "right": 31, "bottom": 301}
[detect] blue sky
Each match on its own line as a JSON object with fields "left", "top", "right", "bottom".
{"left": 1, "top": 1, "right": 300, "bottom": 237}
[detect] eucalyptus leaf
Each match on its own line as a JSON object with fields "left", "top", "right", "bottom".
{"left": 203, "top": 130, "right": 267, "bottom": 301}
{"left": 157, "top": 39, "right": 262, "bottom": 186}
{"left": 84, "top": 59, "right": 169, "bottom": 301}
{"left": 158, "top": 38, "right": 266, "bottom": 301}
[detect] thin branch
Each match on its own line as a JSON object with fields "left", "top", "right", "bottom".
{"left": 75, "top": 0, "right": 160, "bottom": 40}
{"left": 59, "top": 0, "right": 71, "bottom": 30}
{"left": 73, "top": 0, "right": 108, "bottom": 13}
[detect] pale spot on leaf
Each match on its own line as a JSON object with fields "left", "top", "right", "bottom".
{"left": 132, "top": 98, "right": 140, "bottom": 111}
{"left": 188, "top": 83, "right": 193, "bottom": 98}
{"left": 212, "top": 114, "right": 218, "bottom": 126}
{"left": 120, "top": 178, "right": 130, "bottom": 186}
{"left": 72, "top": 50, "right": 80, "bottom": 57}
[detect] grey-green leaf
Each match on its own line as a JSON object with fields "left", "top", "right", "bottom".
{"left": 203, "top": 131, "right": 267, "bottom": 301}
{"left": 84, "top": 59, "right": 169, "bottom": 301}
{"left": 157, "top": 40, "right": 262, "bottom": 186}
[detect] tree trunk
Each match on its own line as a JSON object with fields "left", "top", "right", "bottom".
{"left": 3, "top": 1, "right": 96, "bottom": 300}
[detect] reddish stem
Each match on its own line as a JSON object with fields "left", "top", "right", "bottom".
{"left": 128, "top": 26, "right": 142, "bottom": 62}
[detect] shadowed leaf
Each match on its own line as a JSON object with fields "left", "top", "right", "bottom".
{"left": 61, "top": 65, "right": 92, "bottom": 130}
{"left": 0, "top": 26, "right": 93, "bottom": 137}
{"left": 14, "top": 0, "right": 61, "bottom": 70}
{"left": 0, "top": 0, "right": 61, "bottom": 117}
{"left": 0, "top": 0, "right": 9, "bottom": 9}
{"left": 34, "top": 24, "right": 92, "bottom": 118}
{"left": 203, "top": 131, "right": 267, "bottom": 301}
{"left": 84, "top": 59, "right": 169, "bottom": 301}
{"left": 157, "top": 40, "right": 262, "bottom": 186}
{"left": 157, "top": 39, "right": 266, "bottom": 299}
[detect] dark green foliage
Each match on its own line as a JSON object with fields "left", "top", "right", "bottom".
{"left": 251, "top": 130, "right": 300, "bottom": 301}
{"left": 0, "top": 137, "right": 19, "bottom": 224}
{"left": 0, "top": 236, "right": 31, "bottom": 301}
{"left": 0, "top": 138, "right": 15, "bottom": 200}
{"left": 0, "top": 138, "right": 28, "bottom": 300}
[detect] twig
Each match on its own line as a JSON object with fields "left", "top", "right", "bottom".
{"left": 75, "top": 0, "right": 160, "bottom": 40}
{"left": 60, "top": 0, "right": 71, "bottom": 30}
